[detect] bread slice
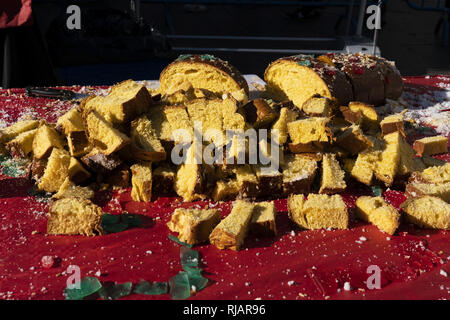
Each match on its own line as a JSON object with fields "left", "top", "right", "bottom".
{"left": 374, "top": 132, "right": 401, "bottom": 186}
{"left": 336, "top": 125, "right": 373, "bottom": 155}
{"left": 130, "top": 114, "right": 166, "bottom": 161}
{"left": 186, "top": 98, "right": 225, "bottom": 146}
{"left": 348, "top": 101, "right": 379, "bottom": 131}
{"left": 287, "top": 117, "right": 332, "bottom": 144}
{"left": 400, "top": 196, "right": 450, "bottom": 230}
{"left": 253, "top": 165, "right": 283, "bottom": 198}
{"left": 271, "top": 101, "right": 300, "bottom": 145}
{"left": 209, "top": 200, "right": 255, "bottom": 250}
{"left": 288, "top": 193, "right": 348, "bottom": 230}
{"left": 152, "top": 163, "right": 176, "bottom": 195}
{"left": 162, "top": 82, "right": 217, "bottom": 104}
{"left": 355, "top": 196, "right": 400, "bottom": 235}
{"left": 264, "top": 55, "right": 353, "bottom": 108}
{"left": 81, "top": 79, "right": 151, "bottom": 124}
{"left": 5, "top": 128, "right": 36, "bottom": 158}
{"left": 32, "top": 122, "right": 65, "bottom": 159}
{"left": 281, "top": 154, "right": 317, "bottom": 195}
{"left": 380, "top": 112, "right": 405, "bottom": 137}
{"left": 250, "top": 201, "right": 277, "bottom": 236}
{"left": 405, "top": 182, "right": 450, "bottom": 203}
{"left": 413, "top": 136, "right": 448, "bottom": 157}
{"left": 160, "top": 54, "right": 249, "bottom": 104}
{"left": 351, "top": 149, "right": 381, "bottom": 186}
{"left": 163, "top": 105, "right": 193, "bottom": 143}
{"left": 0, "top": 119, "right": 39, "bottom": 145}
{"left": 212, "top": 179, "right": 240, "bottom": 201}
{"left": 240, "top": 98, "right": 278, "bottom": 129}
{"left": 167, "top": 208, "right": 221, "bottom": 245}
{"left": 130, "top": 161, "right": 152, "bottom": 202}
{"left": 319, "top": 153, "right": 347, "bottom": 194}
{"left": 302, "top": 95, "right": 337, "bottom": 117}
{"left": 339, "top": 106, "right": 363, "bottom": 125}
{"left": 47, "top": 197, "right": 103, "bottom": 236}
{"left": 53, "top": 177, "right": 94, "bottom": 200}
{"left": 38, "top": 148, "right": 71, "bottom": 193}
{"left": 81, "top": 147, "right": 123, "bottom": 173}
{"left": 67, "top": 131, "right": 91, "bottom": 157}
{"left": 56, "top": 108, "right": 85, "bottom": 135}
{"left": 84, "top": 110, "right": 130, "bottom": 155}
{"left": 234, "top": 165, "right": 260, "bottom": 199}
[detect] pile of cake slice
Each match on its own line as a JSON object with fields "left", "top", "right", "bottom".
{"left": 0, "top": 53, "right": 448, "bottom": 251}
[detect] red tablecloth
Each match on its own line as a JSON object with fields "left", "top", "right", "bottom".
{"left": 0, "top": 77, "right": 449, "bottom": 300}
{"left": 0, "top": 0, "right": 33, "bottom": 29}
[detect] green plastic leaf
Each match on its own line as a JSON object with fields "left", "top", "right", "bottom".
{"left": 121, "top": 214, "right": 142, "bottom": 228}
{"left": 64, "top": 277, "right": 102, "bottom": 300}
{"left": 200, "top": 54, "right": 216, "bottom": 61}
{"left": 101, "top": 214, "right": 143, "bottom": 234}
{"left": 183, "top": 265, "right": 208, "bottom": 291}
{"left": 169, "top": 272, "right": 190, "bottom": 300}
{"left": 180, "top": 246, "right": 199, "bottom": 268}
{"left": 168, "top": 235, "right": 193, "bottom": 248}
{"left": 102, "top": 222, "right": 128, "bottom": 234}
{"left": 101, "top": 214, "right": 120, "bottom": 225}
{"left": 98, "top": 282, "right": 132, "bottom": 300}
{"left": 134, "top": 281, "right": 168, "bottom": 295}
{"left": 371, "top": 185, "right": 383, "bottom": 197}
{"left": 297, "top": 60, "right": 312, "bottom": 67}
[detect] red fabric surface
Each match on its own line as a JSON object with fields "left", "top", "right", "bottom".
{"left": 0, "top": 0, "right": 33, "bottom": 29}
{"left": 0, "top": 78, "right": 449, "bottom": 300}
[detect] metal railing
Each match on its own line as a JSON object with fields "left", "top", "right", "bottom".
{"left": 136, "top": 0, "right": 385, "bottom": 54}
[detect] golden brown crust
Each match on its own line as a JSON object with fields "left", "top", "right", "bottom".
{"left": 209, "top": 228, "right": 240, "bottom": 251}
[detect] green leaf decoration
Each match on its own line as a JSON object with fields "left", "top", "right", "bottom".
{"left": 186, "top": 267, "right": 208, "bottom": 292}
{"left": 101, "top": 214, "right": 143, "bottom": 234}
{"left": 297, "top": 60, "right": 312, "bottom": 67}
{"left": 169, "top": 272, "right": 191, "bottom": 300}
{"left": 64, "top": 276, "right": 102, "bottom": 300}
{"left": 176, "top": 54, "right": 192, "bottom": 61}
{"left": 134, "top": 281, "right": 168, "bottom": 295}
{"left": 180, "top": 246, "right": 199, "bottom": 268}
{"left": 98, "top": 282, "right": 132, "bottom": 300}
{"left": 200, "top": 54, "right": 216, "bottom": 61}
{"left": 371, "top": 185, "right": 383, "bottom": 197}
{"left": 121, "top": 214, "right": 142, "bottom": 228}
{"left": 168, "top": 235, "right": 193, "bottom": 248}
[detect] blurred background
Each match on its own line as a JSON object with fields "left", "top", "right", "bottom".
{"left": 0, "top": 0, "right": 449, "bottom": 88}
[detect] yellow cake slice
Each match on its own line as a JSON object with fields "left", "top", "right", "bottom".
{"left": 400, "top": 196, "right": 450, "bottom": 230}
{"left": 348, "top": 101, "right": 379, "bottom": 131}
{"left": 351, "top": 149, "right": 381, "bottom": 186}
{"left": 160, "top": 54, "right": 249, "bottom": 104}
{"left": 288, "top": 193, "right": 348, "bottom": 230}
{"left": 287, "top": 117, "right": 332, "bottom": 145}
{"left": 53, "top": 177, "right": 94, "bottom": 200}
{"left": 319, "top": 153, "right": 347, "bottom": 194}
{"left": 167, "top": 208, "right": 221, "bottom": 245}
{"left": 209, "top": 200, "right": 255, "bottom": 250}
{"left": 271, "top": 102, "right": 300, "bottom": 145}
{"left": 84, "top": 110, "right": 130, "bottom": 155}
{"left": 264, "top": 55, "right": 353, "bottom": 108}
{"left": 130, "top": 114, "right": 166, "bottom": 161}
{"left": 56, "top": 108, "right": 85, "bottom": 135}
{"left": 301, "top": 95, "right": 337, "bottom": 117}
{"left": 5, "top": 128, "right": 36, "bottom": 158}
{"left": 355, "top": 196, "right": 400, "bottom": 235}
{"left": 413, "top": 135, "right": 448, "bottom": 157}
{"left": 374, "top": 132, "right": 401, "bottom": 186}
{"left": 81, "top": 79, "right": 152, "bottom": 124}
{"left": 130, "top": 161, "right": 152, "bottom": 202}
{"left": 250, "top": 201, "right": 277, "bottom": 236}
{"left": 47, "top": 197, "right": 103, "bottom": 236}
{"left": 32, "top": 122, "right": 65, "bottom": 159}
{"left": 38, "top": 148, "right": 71, "bottom": 193}
{"left": 0, "top": 119, "right": 39, "bottom": 145}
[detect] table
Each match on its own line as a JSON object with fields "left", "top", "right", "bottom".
{"left": 0, "top": 75, "right": 449, "bottom": 300}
